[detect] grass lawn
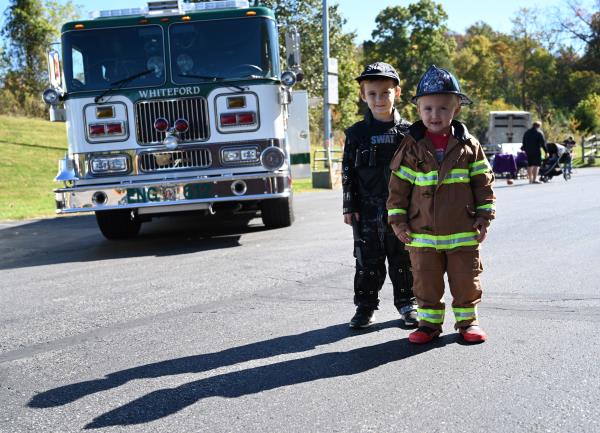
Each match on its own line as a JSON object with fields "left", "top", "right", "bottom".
{"left": 0, "top": 115, "right": 68, "bottom": 220}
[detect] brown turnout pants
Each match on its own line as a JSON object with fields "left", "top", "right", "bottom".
{"left": 408, "top": 248, "right": 483, "bottom": 330}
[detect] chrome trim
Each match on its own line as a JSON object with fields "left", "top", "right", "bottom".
{"left": 220, "top": 145, "right": 260, "bottom": 166}
{"left": 54, "top": 172, "right": 290, "bottom": 214}
{"left": 134, "top": 96, "right": 209, "bottom": 145}
{"left": 139, "top": 148, "right": 212, "bottom": 172}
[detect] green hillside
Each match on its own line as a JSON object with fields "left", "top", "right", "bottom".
{"left": 0, "top": 115, "right": 68, "bottom": 220}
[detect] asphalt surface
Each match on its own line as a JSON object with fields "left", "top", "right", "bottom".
{"left": 1, "top": 168, "right": 599, "bottom": 433}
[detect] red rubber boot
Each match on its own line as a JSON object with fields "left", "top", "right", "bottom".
{"left": 459, "top": 325, "right": 487, "bottom": 343}
{"left": 408, "top": 326, "right": 441, "bottom": 344}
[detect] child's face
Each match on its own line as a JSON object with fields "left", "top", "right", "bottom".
{"left": 360, "top": 79, "right": 400, "bottom": 121}
{"left": 417, "top": 94, "right": 461, "bottom": 135}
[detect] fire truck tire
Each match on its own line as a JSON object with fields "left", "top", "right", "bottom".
{"left": 260, "top": 197, "right": 294, "bottom": 228}
{"left": 95, "top": 210, "right": 142, "bottom": 240}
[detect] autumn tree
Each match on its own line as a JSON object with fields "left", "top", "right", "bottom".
{"left": 1, "top": 0, "right": 78, "bottom": 116}
{"left": 573, "top": 93, "right": 600, "bottom": 133}
{"left": 556, "top": 0, "right": 600, "bottom": 72}
{"left": 261, "top": 0, "right": 362, "bottom": 132}
{"left": 363, "top": 0, "right": 455, "bottom": 107}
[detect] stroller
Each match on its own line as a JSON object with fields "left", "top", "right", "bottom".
{"left": 539, "top": 142, "right": 572, "bottom": 182}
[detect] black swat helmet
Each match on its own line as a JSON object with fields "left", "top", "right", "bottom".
{"left": 411, "top": 65, "right": 472, "bottom": 106}
{"left": 355, "top": 62, "right": 400, "bottom": 85}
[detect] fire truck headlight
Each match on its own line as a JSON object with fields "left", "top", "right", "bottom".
{"left": 90, "top": 155, "right": 129, "bottom": 175}
{"left": 260, "top": 147, "right": 285, "bottom": 171}
{"left": 42, "top": 88, "right": 61, "bottom": 106}
{"left": 223, "top": 149, "right": 240, "bottom": 162}
{"left": 281, "top": 71, "right": 297, "bottom": 87}
{"left": 222, "top": 147, "right": 259, "bottom": 164}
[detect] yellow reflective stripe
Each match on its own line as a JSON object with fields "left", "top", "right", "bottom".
{"left": 414, "top": 170, "right": 439, "bottom": 186}
{"left": 388, "top": 208, "right": 407, "bottom": 215}
{"left": 394, "top": 167, "right": 440, "bottom": 186}
{"left": 453, "top": 306, "right": 477, "bottom": 320}
{"left": 469, "top": 160, "right": 489, "bottom": 170}
{"left": 408, "top": 231, "right": 479, "bottom": 250}
{"left": 443, "top": 168, "right": 470, "bottom": 184}
{"left": 476, "top": 203, "right": 495, "bottom": 212}
{"left": 393, "top": 166, "right": 416, "bottom": 183}
{"left": 418, "top": 308, "right": 445, "bottom": 324}
{"left": 469, "top": 159, "right": 491, "bottom": 176}
{"left": 470, "top": 168, "right": 489, "bottom": 176}
{"left": 442, "top": 177, "right": 470, "bottom": 184}
{"left": 415, "top": 177, "right": 438, "bottom": 186}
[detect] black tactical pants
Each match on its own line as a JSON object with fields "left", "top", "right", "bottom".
{"left": 353, "top": 202, "right": 414, "bottom": 310}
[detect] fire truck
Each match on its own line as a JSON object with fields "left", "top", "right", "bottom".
{"left": 43, "top": 0, "right": 306, "bottom": 239}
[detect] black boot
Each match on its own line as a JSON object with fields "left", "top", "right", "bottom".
{"left": 349, "top": 306, "right": 376, "bottom": 329}
{"left": 397, "top": 302, "right": 418, "bottom": 328}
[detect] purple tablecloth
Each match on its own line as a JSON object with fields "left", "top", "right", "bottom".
{"left": 492, "top": 154, "right": 517, "bottom": 178}
{"left": 515, "top": 151, "right": 528, "bottom": 168}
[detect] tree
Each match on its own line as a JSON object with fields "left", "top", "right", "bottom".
{"left": 555, "top": 0, "right": 600, "bottom": 71}
{"left": 3, "top": 0, "right": 54, "bottom": 94}
{"left": 261, "top": 0, "right": 361, "bottom": 134}
{"left": 363, "top": 0, "right": 455, "bottom": 107}
{"left": 453, "top": 32, "right": 500, "bottom": 102}
{"left": 1, "top": 0, "right": 79, "bottom": 116}
{"left": 510, "top": 8, "right": 560, "bottom": 118}
{"left": 573, "top": 93, "right": 600, "bottom": 133}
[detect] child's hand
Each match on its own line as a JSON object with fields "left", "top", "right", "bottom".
{"left": 473, "top": 218, "right": 488, "bottom": 242}
{"left": 343, "top": 212, "right": 360, "bottom": 225}
{"left": 392, "top": 223, "right": 412, "bottom": 243}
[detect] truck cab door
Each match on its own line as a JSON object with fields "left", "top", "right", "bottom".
{"left": 287, "top": 90, "right": 310, "bottom": 179}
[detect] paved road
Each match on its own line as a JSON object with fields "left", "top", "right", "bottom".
{"left": 1, "top": 169, "right": 600, "bottom": 433}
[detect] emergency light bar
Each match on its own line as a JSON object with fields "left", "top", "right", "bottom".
{"left": 89, "top": 0, "right": 249, "bottom": 19}
{"left": 183, "top": 0, "right": 249, "bottom": 12}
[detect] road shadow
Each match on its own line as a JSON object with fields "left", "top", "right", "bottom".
{"left": 83, "top": 336, "right": 452, "bottom": 428}
{"left": 28, "top": 319, "right": 454, "bottom": 428}
{"left": 0, "top": 214, "right": 268, "bottom": 271}
{"left": 29, "top": 320, "right": 401, "bottom": 409}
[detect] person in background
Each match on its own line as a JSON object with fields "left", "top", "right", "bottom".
{"left": 342, "top": 62, "right": 418, "bottom": 329}
{"left": 521, "top": 121, "right": 547, "bottom": 184}
{"left": 562, "top": 136, "right": 576, "bottom": 176}
{"left": 563, "top": 136, "right": 576, "bottom": 151}
{"left": 387, "top": 65, "right": 495, "bottom": 344}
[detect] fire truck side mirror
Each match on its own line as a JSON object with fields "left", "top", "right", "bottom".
{"left": 47, "top": 48, "right": 63, "bottom": 90}
{"left": 284, "top": 27, "right": 303, "bottom": 84}
{"left": 285, "top": 26, "right": 302, "bottom": 81}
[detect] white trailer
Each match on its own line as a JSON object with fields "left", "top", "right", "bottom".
{"left": 487, "top": 111, "right": 532, "bottom": 145}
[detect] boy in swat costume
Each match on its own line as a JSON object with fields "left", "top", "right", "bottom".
{"left": 342, "top": 62, "right": 417, "bottom": 329}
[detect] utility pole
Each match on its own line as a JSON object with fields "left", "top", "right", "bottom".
{"left": 322, "top": 0, "right": 332, "bottom": 180}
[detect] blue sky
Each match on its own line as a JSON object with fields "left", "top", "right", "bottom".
{"left": 0, "top": 0, "right": 592, "bottom": 44}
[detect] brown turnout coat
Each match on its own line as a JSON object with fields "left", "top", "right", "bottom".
{"left": 387, "top": 120, "right": 495, "bottom": 251}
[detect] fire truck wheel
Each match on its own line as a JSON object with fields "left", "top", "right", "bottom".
{"left": 95, "top": 210, "right": 142, "bottom": 240}
{"left": 260, "top": 197, "right": 294, "bottom": 229}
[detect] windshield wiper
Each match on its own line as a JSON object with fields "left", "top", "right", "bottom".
{"left": 95, "top": 69, "right": 155, "bottom": 103}
{"left": 178, "top": 73, "right": 247, "bottom": 92}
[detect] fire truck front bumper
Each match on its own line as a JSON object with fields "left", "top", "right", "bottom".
{"left": 54, "top": 172, "right": 291, "bottom": 214}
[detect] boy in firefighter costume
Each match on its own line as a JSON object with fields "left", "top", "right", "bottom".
{"left": 343, "top": 62, "right": 417, "bottom": 329}
{"left": 387, "top": 65, "right": 495, "bottom": 344}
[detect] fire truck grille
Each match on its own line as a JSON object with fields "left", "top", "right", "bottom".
{"left": 139, "top": 148, "right": 212, "bottom": 172}
{"left": 134, "top": 97, "right": 209, "bottom": 145}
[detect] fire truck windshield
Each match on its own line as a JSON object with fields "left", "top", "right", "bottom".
{"left": 62, "top": 25, "right": 165, "bottom": 92}
{"left": 171, "top": 17, "right": 279, "bottom": 85}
